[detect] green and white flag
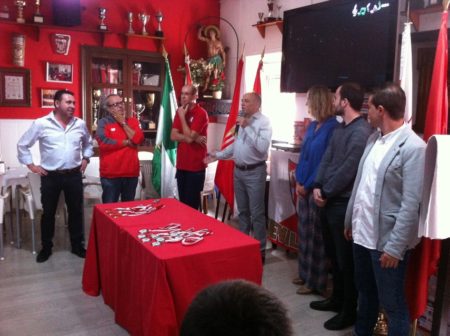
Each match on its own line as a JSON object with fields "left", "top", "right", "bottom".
{"left": 151, "top": 57, "right": 178, "bottom": 198}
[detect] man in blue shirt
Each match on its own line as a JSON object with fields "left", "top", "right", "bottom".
{"left": 18, "top": 89, "right": 93, "bottom": 263}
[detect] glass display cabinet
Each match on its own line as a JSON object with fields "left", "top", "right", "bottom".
{"left": 81, "top": 46, "right": 164, "bottom": 147}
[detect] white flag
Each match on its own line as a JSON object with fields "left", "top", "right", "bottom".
{"left": 400, "top": 22, "right": 413, "bottom": 126}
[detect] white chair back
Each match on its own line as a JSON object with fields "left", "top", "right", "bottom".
{"left": 27, "top": 172, "right": 42, "bottom": 211}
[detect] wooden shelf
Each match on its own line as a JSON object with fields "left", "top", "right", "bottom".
{"left": 410, "top": 4, "right": 442, "bottom": 30}
{"left": 0, "top": 20, "right": 165, "bottom": 47}
{"left": 252, "top": 19, "right": 283, "bottom": 38}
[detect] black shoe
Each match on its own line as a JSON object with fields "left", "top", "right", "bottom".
{"left": 309, "top": 297, "right": 342, "bottom": 312}
{"left": 71, "top": 246, "right": 86, "bottom": 258}
{"left": 36, "top": 248, "right": 52, "bottom": 263}
{"left": 324, "top": 312, "right": 356, "bottom": 330}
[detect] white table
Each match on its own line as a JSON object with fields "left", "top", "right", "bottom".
{"left": 1, "top": 167, "right": 30, "bottom": 249}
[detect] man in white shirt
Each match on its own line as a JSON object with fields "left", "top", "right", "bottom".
{"left": 344, "top": 84, "right": 425, "bottom": 335}
{"left": 17, "top": 89, "right": 93, "bottom": 263}
{"left": 205, "top": 92, "right": 272, "bottom": 262}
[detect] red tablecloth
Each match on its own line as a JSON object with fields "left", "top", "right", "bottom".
{"left": 82, "top": 198, "right": 263, "bottom": 336}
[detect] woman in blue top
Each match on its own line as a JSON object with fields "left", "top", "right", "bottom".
{"left": 293, "top": 85, "right": 339, "bottom": 295}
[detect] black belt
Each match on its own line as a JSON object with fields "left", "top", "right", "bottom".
{"left": 235, "top": 161, "right": 266, "bottom": 171}
{"left": 47, "top": 166, "right": 81, "bottom": 175}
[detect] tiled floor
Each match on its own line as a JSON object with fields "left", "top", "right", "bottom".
{"left": 0, "top": 200, "right": 354, "bottom": 335}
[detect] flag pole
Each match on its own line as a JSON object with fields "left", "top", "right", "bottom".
{"left": 161, "top": 44, "right": 168, "bottom": 58}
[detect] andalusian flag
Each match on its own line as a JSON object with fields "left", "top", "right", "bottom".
{"left": 151, "top": 55, "right": 178, "bottom": 198}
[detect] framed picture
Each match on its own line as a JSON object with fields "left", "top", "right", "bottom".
{"left": 41, "top": 88, "right": 58, "bottom": 108}
{"left": 46, "top": 62, "right": 73, "bottom": 83}
{"left": 0, "top": 67, "right": 31, "bottom": 107}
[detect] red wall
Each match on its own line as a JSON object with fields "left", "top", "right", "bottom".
{"left": 0, "top": 0, "right": 220, "bottom": 119}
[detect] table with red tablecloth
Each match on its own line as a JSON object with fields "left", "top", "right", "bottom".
{"left": 82, "top": 198, "right": 263, "bottom": 336}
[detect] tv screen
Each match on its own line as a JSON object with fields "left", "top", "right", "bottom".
{"left": 281, "top": 0, "right": 399, "bottom": 93}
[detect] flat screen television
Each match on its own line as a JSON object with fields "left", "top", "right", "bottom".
{"left": 281, "top": 0, "right": 399, "bottom": 93}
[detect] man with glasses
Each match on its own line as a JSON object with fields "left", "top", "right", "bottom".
{"left": 96, "top": 94, "right": 144, "bottom": 203}
{"left": 17, "top": 89, "right": 93, "bottom": 262}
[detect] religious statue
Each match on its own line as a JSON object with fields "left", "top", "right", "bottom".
{"left": 197, "top": 25, "right": 226, "bottom": 93}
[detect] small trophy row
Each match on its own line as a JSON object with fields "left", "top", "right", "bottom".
{"left": 0, "top": 1, "right": 43, "bottom": 24}
{"left": 99, "top": 8, "right": 164, "bottom": 37}
{"left": 0, "top": 3, "right": 164, "bottom": 38}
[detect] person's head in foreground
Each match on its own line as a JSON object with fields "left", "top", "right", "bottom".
{"left": 180, "top": 279, "right": 293, "bottom": 336}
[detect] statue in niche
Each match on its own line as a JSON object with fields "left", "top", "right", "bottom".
{"left": 197, "top": 25, "right": 226, "bottom": 93}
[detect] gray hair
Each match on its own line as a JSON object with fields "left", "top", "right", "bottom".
{"left": 99, "top": 94, "right": 120, "bottom": 119}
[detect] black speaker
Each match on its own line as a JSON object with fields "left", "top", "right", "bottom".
{"left": 52, "top": 0, "right": 81, "bottom": 27}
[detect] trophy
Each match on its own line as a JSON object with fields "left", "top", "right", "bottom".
{"left": 127, "top": 12, "right": 134, "bottom": 34}
{"left": 134, "top": 103, "right": 146, "bottom": 129}
{"left": 139, "top": 13, "right": 149, "bottom": 36}
{"left": 266, "top": 0, "right": 275, "bottom": 22}
{"left": 257, "top": 12, "right": 264, "bottom": 23}
{"left": 15, "top": 0, "right": 26, "bottom": 23}
{"left": 33, "top": 0, "right": 43, "bottom": 23}
{"left": 277, "top": 4, "right": 283, "bottom": 20}
{"left": 155, "top": 11, "right": 163, "bottom": 37}
{"left": 145, "top": 93, "right": 156, "bottom": 129}
{"left": 98, "top": 7, "right": 107, "bottom": 31}
{"left": 0, "top": 4, "right": 10, "bottom": 19}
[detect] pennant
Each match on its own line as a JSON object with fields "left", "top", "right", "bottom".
{"left": 253, "top": 47, "right": 265, "bottom": 95}
{"left": 214, "top": 56, "right": 244, "bottom": 210}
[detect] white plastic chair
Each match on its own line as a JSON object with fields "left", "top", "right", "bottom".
{"left": 20, "top": 172, "right": 68, "bottom": 255}
{"left": 0, "top": 189, "right": 10, "bottom": 260}
{"left": 138, "top": 151, "right": 157, "bottom": 200}
{"left": 200, "top": 161, "right": 218, "bottom": 214}
{"left": 83, "top": 156, "right": 102, "bottom": 203}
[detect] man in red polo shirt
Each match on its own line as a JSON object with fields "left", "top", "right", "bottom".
{"left": 170, "top": 84, "right": 208, "bottom": 209}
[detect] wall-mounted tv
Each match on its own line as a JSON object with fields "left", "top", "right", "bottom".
{"left": 281, "top": 0, "right": 399, "bottom": 93}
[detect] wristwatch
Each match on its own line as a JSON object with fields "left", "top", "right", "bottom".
{"left": 83, "top": 157, "right": 90, "bottom": 163}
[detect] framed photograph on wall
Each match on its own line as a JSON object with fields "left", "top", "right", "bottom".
{"left": 0, "top": 67, "right": 31, "bottom": 107}
{"left": 46, "top": 62, "right": 73, "bottom": 83}
{"left": 41, "top": 88, "right": 58, "bottom": 108}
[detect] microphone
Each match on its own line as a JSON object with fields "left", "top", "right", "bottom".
{"left": 235, "top": 110, "right": 244, "bottom": 135}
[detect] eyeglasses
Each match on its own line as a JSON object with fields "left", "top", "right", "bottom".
{"left": 107, "top": 101, "right": 125, "bottom": 108}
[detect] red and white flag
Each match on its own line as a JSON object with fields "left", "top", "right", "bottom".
{"left": 253, "top": 48, "right": 265, "bottom": 94}
{"left": 406, "top": 8, "right": 448, "bottom": 321}
{"left": 214, "top": 56, "right": 244, "bottom": 210}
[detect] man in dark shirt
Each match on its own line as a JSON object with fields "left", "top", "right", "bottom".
{"left": 311, "top": 83, "right": 372, "bottom": 330}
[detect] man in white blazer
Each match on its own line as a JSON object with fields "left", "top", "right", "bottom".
{"left": 344, "top": 83, "right": 426, "bottom": 336}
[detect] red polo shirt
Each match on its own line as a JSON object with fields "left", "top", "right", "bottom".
{"left": 172, "top": 104, "right": 208, "bottom": 172}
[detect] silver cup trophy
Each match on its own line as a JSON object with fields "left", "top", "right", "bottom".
{"left": 134, "top": 103, "right": 146, "bottom": 129}
{"left": 257, "top": 12, "right": 264, "bottom": 23}
{"left": 266, "top": 0, "right": 275, "bottom": 22}
{"left": 155, "top": 11, "right": 163, "bottom": 37}
{"left": 127, "top": 12, "right": 134, "bottom": 34}
{"left": 98, "top": 8, "right": 107, "bottom": 31}
{"left": 15, "top": 0, "right": 26, "bottom": 23}
{"left": 139, "top": 13, "right": 150, "bottom": 36}
{"left": 33, "top": 0, "right": 43, "bottom": 23}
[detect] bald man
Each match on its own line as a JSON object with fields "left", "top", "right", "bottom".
{"left": 206, "top": 92, "right": 272, "bottom": 262}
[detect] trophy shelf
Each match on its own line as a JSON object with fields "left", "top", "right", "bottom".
{"left": 252, "top": 19, "right": 283, "bottom": 38}
{"left": 0, "top": 20, "right": 112, "bottom": 44}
